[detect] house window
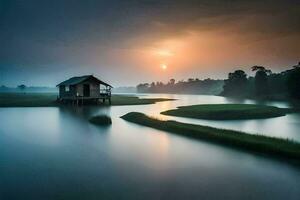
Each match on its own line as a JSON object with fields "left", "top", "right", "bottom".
{"left": 65, "top": 86, "right": 70, "bottom": 92}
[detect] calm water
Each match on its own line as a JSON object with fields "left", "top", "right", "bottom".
{"left": 0, "top": 94, "right": 300, "bottom": 199}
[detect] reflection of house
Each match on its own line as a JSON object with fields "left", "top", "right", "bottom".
{"left": 56, "top": 75, "right": 113, "bottom": 104}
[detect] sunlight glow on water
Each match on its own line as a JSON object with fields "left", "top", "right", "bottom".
{"left": 0, "top": 94, "right": 300, "bottom": 199}
{"left": 140, "top": 94, "right": 300, "bottom": 141}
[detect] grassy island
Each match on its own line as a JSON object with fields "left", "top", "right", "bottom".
{"left": 0, "top": 93, "right": 174, "bottom": 107}
{"left": 161, "top": 104, "right": 296, "bottom": 120}
{"left": 121, "top": 112, "right": 300, "bottom": 161}
{"left": 89, "top": 115, "right": 112, "bottom": 126}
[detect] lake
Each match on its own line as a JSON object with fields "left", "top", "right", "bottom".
{"left": 0, "top": 94, "right": 300, "bottom": 199}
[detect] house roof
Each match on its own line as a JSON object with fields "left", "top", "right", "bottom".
{"left": 57, "top": 75, "right": 113, "bottom": 87}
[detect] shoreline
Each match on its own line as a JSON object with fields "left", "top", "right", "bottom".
{"left": 0, "top": 93, "right": 175, "bottom": 107}
{"left": 160, "top": 104, "right": 297, "bottom": 120}
{"left": 121, "top": 112, "right": 300, "bottom": 162}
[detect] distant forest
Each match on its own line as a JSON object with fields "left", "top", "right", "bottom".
{"left": 137, "top": 62, "right": 300, "bottom": 100}
{"left": 0, "top": 85, "right": 137, "bottom": 94}
{"left": 0, "top": 85, "right": 57, "bottom": 93}
{"left": 137, "top": 78, "right": 224, "bottom": 95}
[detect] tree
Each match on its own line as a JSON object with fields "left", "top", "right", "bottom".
{"left": 222, "top": 70, "right": 248, "bottom": 96}
{"left": 188, "top": 78, "right": 194, "bottom": 82}
{"left": 169, "top": 79, "right": 175, "bottom": 85}
{"left": 287, "top": 64, "right": 300, "bottom": 99}
{"left": 17, "top": 84, "right": 26, "bottom": 93}
{"left": 136, "top": 83, "right": 149, "bottom": 93}
{"left": 251, "top": 66, "right": 272, "bottom": 97}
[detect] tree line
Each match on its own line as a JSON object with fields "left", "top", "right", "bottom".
{"left": 137, "top": 62, "right": 300, "bottom": 100}
{"left": 0, "top": 85, "right": 57, "bottom": 93}
{"left": 137, "top": 78, "right": 224, "bottom": 95}
{"left": 221, "top": 62, "right": 300, "bottom": 100}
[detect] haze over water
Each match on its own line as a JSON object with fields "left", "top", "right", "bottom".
{"left": 1, "top": 94, "right": 300, "bottom": 199}
{"left": 1, "top": 1, "right": 299, "bottom": 198}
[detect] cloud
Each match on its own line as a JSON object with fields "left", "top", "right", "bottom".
{"left": 0, "top": 0, "right": 299, "bottom": 85}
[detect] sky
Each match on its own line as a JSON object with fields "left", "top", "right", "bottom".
{"left": 0, "top": 0, "right": 299, "bottom": 87}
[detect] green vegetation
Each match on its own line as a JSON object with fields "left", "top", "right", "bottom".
{"left": 0, "top": 93, "right": 174, "bottom": 107}
{"left": 121, "top": 112, "right": 300, "bottom": 160}
{"left": 161, "top": 104, "right": 296, "bottom": 120}
{"left": 221, "top": 70, "right": 248, "bottom": 97}
{"left": 89, "top": 115, "right": 112, "bottom": 126}
{"left": 0, "top": 93, "right": 59, "bottom": 107}
{"left": 136, "top": 79, "right": 224, "bottom": 95}
{"left": 135, "top": 63, "right": 300, "bottom": 100}
{"left": 221, "top": 63, "right": 300, "bottom": 100}
{"left": 287, "top": 66, "right": 300, "bottom": 99}
{"left": 110, "top": 95, "right": 175, "bottom": 106}
{"left": 251, "top": 66, "right": 272, "bottom": 97}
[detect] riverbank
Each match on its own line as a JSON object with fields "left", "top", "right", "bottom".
{"left": 110, "top": 95, "right": 175, "bottom": 106}
{"left": 161, "top": 104, "right": 296, "bottom": 120}
{"left": 0, "top": 93, "right": 175, "bottom": 107}
{"left": 121, "top": 112, "right": 300, "bottom": 161}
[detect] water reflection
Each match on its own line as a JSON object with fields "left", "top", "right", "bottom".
{"left": 0, "top": 108, "right": 62, "bottom": 146}
{"left": 59, "top": 105, "right": 111, "bottom": 119}
{"left": 138, "top": 94, "right": 300, "bottom": 141}
{"left": 0, "top": 94, "right": 300, "bottom": 199}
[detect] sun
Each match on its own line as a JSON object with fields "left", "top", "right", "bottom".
{"left": 161, "top": 64, "right": 167, "bottom": 70}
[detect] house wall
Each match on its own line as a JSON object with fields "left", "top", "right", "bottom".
{"left": 58, "top": 78, "right": 110, "bottom": 99}
{"left": 75, "top": 83, "right": 97, "bottom": 97}
{"left": 76, "top": 84, "right": 83, "bottom": 96}
{"left": 80, "top": 80, "right": 101, "bottom": 97}
{"left": 90, "top": 83, "right": 100, "bottom": 97}
{"left": 59, "top": 85, "right": 76, "bottom": 98}
{"left": 59, "top": 86, "right": 65, "bottom": 98}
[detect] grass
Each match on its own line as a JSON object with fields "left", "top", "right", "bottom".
{"left": 161, "top": 104, "right": 296, "bottom": 120}
{"left": 0, "top": 93, "right": 174, "bottom": 107}
{"left": 110, "top": 95, "right": 175, "bottom": 106}
{"left": 121, "top": 112, "right": 300, "bottom": 161}
{"left": 0, "top": 93, "right": 59, "bottom": 107}
{"left": 89, "top": 115, "right": 112, "bottom": 126}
